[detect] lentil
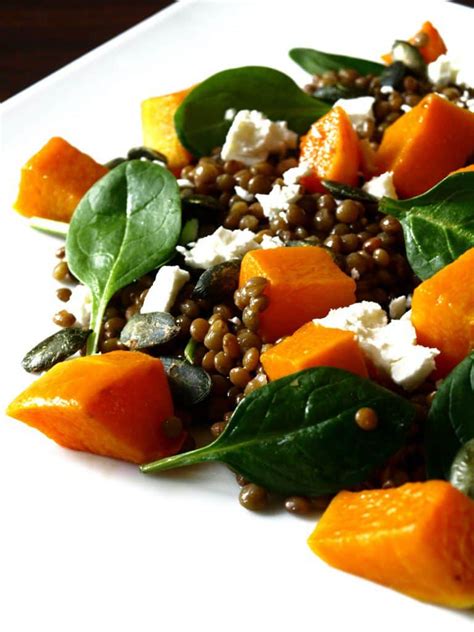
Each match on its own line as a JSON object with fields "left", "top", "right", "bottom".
{"left": 239, "top": 483, "right": 269, "bottom": 511}
{"left": 355, "top": 407, "right": 379, "bottom": 431}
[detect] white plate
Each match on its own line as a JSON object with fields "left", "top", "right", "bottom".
{"left": 1, "top": 2, "right": 473, "bottom": 630}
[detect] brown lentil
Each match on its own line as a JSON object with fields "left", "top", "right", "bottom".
{"left": 56, "top": 287, "right": 71, "bottom": 302}
{"left": 202, "top": 350, "right": 217, "bottom": 372}
{"left": 53, "top": 309, "right": 76, "bottom": 328}
{"left": 229, "top": 367, "right": 252, "bottom": 389}
{"left": 242, "top": 347, "right": 260, "bottom": 372}
{"left": 284, "top": 496, "right": 312, "bottom": 515}
{"left": 355, "top": 407, "right": 379, "bottom": 431}
{"left": 162, "top": 416, "right": 183, "bottom": 440}
{"left": 239, "top": 483, "right": 269, "bottom": 511}
{"left": 210, "top": 421, "right": 227, "bottom": 438}
{"left": 190, "top": 318, "right": 210, "bottom": 342}
{"left": 222, "top": 333, "right": 240, "bottom": 358}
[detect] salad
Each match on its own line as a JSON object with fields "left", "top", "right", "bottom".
{"left": 6, "top": 20, "right": 474, "bottom": 609}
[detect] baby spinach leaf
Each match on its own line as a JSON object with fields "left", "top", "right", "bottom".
{"left": 425, "top": 352, "right": 474, "bottom": 479}
{"left": 66, "top": 160, "right": 181, "bottom": 354}
{"left": 289, "top": 48, "right": 384, "bottom": 77}
{"left": 380, "top": 173, "right": 474, "bottom": 280}
{"left": 450, "top": 439, "right": 474, "bottom": 500}
{"left": 141, "top": 367, "right": 414, "bottom": 496}
{"left": 174, "top": 66, "right": 331, "bottom": 156}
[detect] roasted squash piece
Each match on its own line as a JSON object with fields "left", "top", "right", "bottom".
{"left": 299, "top": 106, "right": 360, "bottom": 193}
{"left": 411, "top": 248, "right": 474, "bottom": 376}
{"left": 308, "top": 481, "right": 474, "bottom": 608}
{"left": 141, "top": 87, "right": 193, "bottom": 175}
{"left": 239, "top": 247, "right": 356, "bottom": 342}
{"left": 14, "top": 137, "right": 108, "bottom": 222}
{"left": 377, "top": 93, "right": 474, "bottom": 198}
{"left": 6, "top": 351, "right": 185, "bottom": 464}
{"left": 261, "top": 322, "right": 368, "bottom": 380}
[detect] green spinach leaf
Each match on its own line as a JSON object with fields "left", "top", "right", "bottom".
{"left": 380, "top": 173, "right": 474, "bottom": 280}
{"left": 141, "top": 367, "right": 414, "bottom": 496}
{"left": 450, "top": 439, "right": 474, "bottom": 500}
{"left": 66, "top": 160, "right": 181, "bottom": 353}
{"left": 289, "top": 48, "right": 384, "bottom": 77}
{"left": 174, "top": 66, "right": 331, "bottom": 156}
{"left": 425, "top": 352, "right": 474, "bottom": 479}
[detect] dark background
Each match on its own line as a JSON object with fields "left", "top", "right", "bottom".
{"left": 1, "top": 0, "right": 473, "bottom": 102}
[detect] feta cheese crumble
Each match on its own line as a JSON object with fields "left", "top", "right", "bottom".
{"left": 221, "top": 109, "right": 297, "bottom": 166}
{"left": 63, "top": 284, "right": 93, "bottom": 328}
{"left": 428, "top": 55, "right": 459, "bottom": 86}
{"left": 176, "top": 178, "right": 195, "bottom": 189}
{"left": 256, "top": 183, "right": 302, "bottom": 221}
{"left": 234, "top": 185, "right": 255, "bottom": 202}
{"left": 313, "top": 301, "right": 439, "bottom": 391}
{"left": 282, "top": 161, "right": 312, "bottom": 186}
{"left": 177, "top": 226, "right": 260, "bottom": 269}
{"left": 141, "top": 266, "right": 190, "bottom": 314}
{"left": 334, "top": 96, "right": 375, "bottom": 129}
{"left": 362, "top": 171, "right": 398, "bottom": 200}
{"left": 389, "top": 295, "right": 409, "bottom": 320}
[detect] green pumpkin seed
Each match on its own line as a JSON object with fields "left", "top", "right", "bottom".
{"left": 192, "top": 260, "right": 241, "bottom": 302}
{"left": 104, "top": 157, "right": 127, "bottom": 169}
{"left": 179, "top": 218, "right": 199, "bottom": 246}
{"left": 159, "top": 356, "right": 212, "bottom": 405}
{"left": 184, "top": 338, "right": 199, "bottom": 364}
{"left": 450, "top": 439, "right": 474, "bottom": 500}
{"left": 120, "top": 312, "right": 180, "bottom": 349}
{"left": 391, "top": 41, "right": 426, "bottom": 77}
{"left": 22, "top": 328, "right": 91, "bottom": 373}
{"left": 313, "top": 84, "right": 364, "bottom": 104}
{"left": 127, "top": 146, "right": 168, "bottom": 164}
{"left": 181, "top": 194, "right": 222, "bottom": 215}
{"left": 322, "top": 179, "right": 378, "bottom": 204}
{"left": 380, "top": 61, "right": 408, "bottom": 91}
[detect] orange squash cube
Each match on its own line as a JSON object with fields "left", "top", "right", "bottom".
{"left": 6, "top": 351, "right": 185, "bottom": 464}
{"left": 261, "top": 322, "right": 368, "bottom": 380}
{"left": 141, "top": 87, "right": 193, "bottom": 175}
{"left": 239, "top": 247, "right": 356, "bottom": 342}
{"left": 377, "top": 93, "right": 474, "bottom": 198}
{"left": 308, "top": 481, "right": 474, "bottom": 608}
{"left": 411, "top": 248, "right": 474, "bottom": 376}
{"left": 14, "top": 137, "right": 108, "bottom": 222}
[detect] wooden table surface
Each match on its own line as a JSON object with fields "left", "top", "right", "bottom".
{"left": 1, "top": 0, "right": 174, "bottom": 101}
{"left": 2, "top": 0, "right": 473, "bottom": 102}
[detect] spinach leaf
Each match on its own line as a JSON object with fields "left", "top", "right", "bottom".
{"left": 450, "top": 439, "right": 474, "bottom": 500}
{"left": 141, "top": 367, "right": 414, "bottom": 496}
{"left": 66, "top": 160, "right": 181, "bottom": 353}
{"left": 174, "top": 66, "right": 331, "bottom": 156}
{"left": 380, "top": 173, "right": 474, "bottom": 280}
{"left": 425, "top": 352, "right": 474, "bottom": 479}
{"left": 289, "top": 48, "right": 384, "bottom": 77}
{"left": 312, "top": 84, "right": 365, "bottom": 104}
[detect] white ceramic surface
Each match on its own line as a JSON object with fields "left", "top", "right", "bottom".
{"left": 1, "top": 2, "right": 473, "bottom": 630}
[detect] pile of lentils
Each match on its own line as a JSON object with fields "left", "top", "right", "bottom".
{"left": 51, "top": 63, "right": 456, "bottom": 513}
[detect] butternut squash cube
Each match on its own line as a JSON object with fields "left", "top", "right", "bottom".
{"left": 14, "top": 137, "right": 108, "bottom": 222}
{"left": 239, "top": 247, "right": 356, "bottom": 342}
{"left": 6, "top": 351, "right": 185, "bottom": 464}
{"left": 411, "top": 247, "right": 474, "bottom": 376}
{"left": 377, "top": 93, "right": 474, "bottom": 198}
{"left": 141, "top": 87, "right": 193, "bottom": 175}
{"left": 308, "top": 481, "right": 474, "bottom": 608}
{"left": 261, "top": 322, "right": 368, "bottom": 380}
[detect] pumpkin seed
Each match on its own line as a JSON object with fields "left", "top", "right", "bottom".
{"left": 192, "top": 260, "right": 241, "bottom": 302}
{"left": 450, "top": 439, "right": 474, "bottom": 500}
{"left": 22, "top": 327, "right": 91, "bottom": 373}
{"left": 104, "top": 157, "right": 127, "bottom": 169}
{"left": 391, "top": 41, "right": 426, "bottom": 77}
{"left": 313, "top": 84, "right": 364, "bottom": 104}
{"left": 127, "top": 146, "right": 168, "bottom": 164}
{"left": 159, "top": 356, "right": 212, "bottom": 405}
{"left": 322, "top": 179, "right": 378, "bottom": 204}
{"left": 184, "top": 338, "right": 199, "bottom": 364}
{"left": 119, "top": 312, "right": 180, "bottom": 349}
{"left": 179, "top": 218, "right": 199, "bottom": 246}
{"left": 380, "top": 61, "right": 408, "bottom": 91}
{"left": 181, "top": 194, "right": 222, "bottom": 215}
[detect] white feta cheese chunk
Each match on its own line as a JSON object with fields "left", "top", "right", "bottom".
{"left": 256, "top": 183, "right": 302, "bottom": 221}
{"left": 234, "top": 185, "right": 255, "bottom": 202}
{"left": 176, "top": 178, "right": 195, "bottom": 189}
{"left": 141, "top": 266, "right": 190, "bottom": 314}
{"left": 429, "top": 55, "right": 459, "bottom": 86}
{"left": 334, "top": 96, "right": 375, "bottom": 129}
{"left": 389, "top": 295, "right": 408, "bottom": 320}
{"left": 282, "top": 161, "right": 312, "bottom": 186}
{"left": 177, "top": 226, "right": 259, "bottom": 269}
{"left": 362, "top": 171, "right": 398, "bottom": 200}
{"left": 221, "top": 109, "right": 297, "bottom": 166}
{"left": 313, "top": 301, "right": 438, "bottom": 391}
{"left": 64, "top": 284, "right": 93, "bottom": 328}
{"left": 400, "top": 104, "right": 412, "bottom": 113}
{"left": 260, "top": 234, "right": 285, "bottom": 249}
{"left": 380, "top": 85, "right": 394, "bottom": 95}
